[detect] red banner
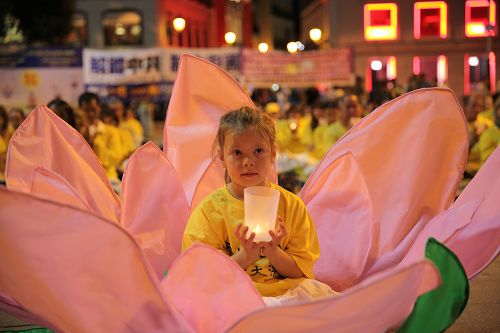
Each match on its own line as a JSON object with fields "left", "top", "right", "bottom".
{"left": 242, "top": 48, "right": 354, "bottom": 88}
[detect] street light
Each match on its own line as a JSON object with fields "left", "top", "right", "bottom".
{"left": 225, "top": 32, "right": 236, "bottom": 45}
{"left": 172, "top": 17, "right": 186, "bottom": 33}
{"left": 371, "top": 60, "right": 383, "bottom": 71}
{"left": 468, "top": 56, "right": 479, "bottom": 67}
{"left": 309, "top": 28, "right": 322, "bottom": 43}
{"left": 287, "top": 41, "right": 298, "bottom": 53}
{"left": 258, "top": 42, "right": 269, "bottom": 53}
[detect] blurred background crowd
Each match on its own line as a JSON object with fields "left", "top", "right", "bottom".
{"left": 1, "top": 74, "right": 499, "bottom": 195}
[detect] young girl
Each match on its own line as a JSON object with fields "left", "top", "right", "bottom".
{"left": 182, "top": 106, "right": 335, "bottom": 304}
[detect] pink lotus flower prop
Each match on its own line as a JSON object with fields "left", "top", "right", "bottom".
{"left": 0, "top": 55, "right": 498, "bottom": 332}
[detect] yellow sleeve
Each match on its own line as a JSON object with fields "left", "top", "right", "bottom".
{"left": 282, "top": 191, "right": 320, "bottom": 279}
{"left": 182, "top": 200, "right": 226, "bottom": 252}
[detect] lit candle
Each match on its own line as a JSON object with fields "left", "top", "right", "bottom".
{"left": 244, "top": 186, "right": 280, "bottom": 242}
{"left": 252, "top": 224, "right": 268, "bottom": 240}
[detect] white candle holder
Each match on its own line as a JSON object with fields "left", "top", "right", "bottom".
{"left": 244, "top": 186, "right": 280, "bottom": 242}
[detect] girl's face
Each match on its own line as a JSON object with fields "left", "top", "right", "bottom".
{"left": 221, "top": 127, "right": 275, "bottom": 198}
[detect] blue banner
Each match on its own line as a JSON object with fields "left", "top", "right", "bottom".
{"left": 0, "top": 47, "right": 82, "bottom": 68}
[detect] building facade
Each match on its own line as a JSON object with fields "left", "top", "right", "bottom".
{"left": 75, "top": 0, "right": 254, "bottom": 49}
{"left": 301, "top": 0, "right": 499, "bottom": 98}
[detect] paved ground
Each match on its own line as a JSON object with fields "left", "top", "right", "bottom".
{"left": 447, "top": 256, "right": 500, "bottom": 333}
{"left": 1, "top": 257, "right": 498, "bottom": 332}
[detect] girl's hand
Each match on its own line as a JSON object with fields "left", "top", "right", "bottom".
{"left": 233, "top": 223, "right": 262, "bottom": 267}
{"left": 261, "top": 216, "right": 287, "bottom": 257}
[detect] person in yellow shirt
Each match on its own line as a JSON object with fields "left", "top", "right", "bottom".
{"left": 100, "top": 103, "right": 135, "bottom": 165}
{"left": 310, "top": 102, "right": 341, "bottom": 160}
{"left": 183, "top": 106, "right": 335, "bottom": 304}
{"left": 109, "top": 97, "right": 144, "bottom": 149}
{"left": 78, "top": 92, "right": 123, "bottom": 191}
{"left": 323, "top": 100, "right": 350, "bottom": 150}
{"left": 0, "top": 106, "right": 15, "bottom": 184}
{"left": 342, "top": 94, "right": 364, "bottom": 127}
{"left": 469, "top": 97, "right": 500, "bottom": 170}
{"left": 278, "top": 106, "right": 310, "bottom": 154}
{"left": 467, "top": 93, "right": 493, "bottom": 137}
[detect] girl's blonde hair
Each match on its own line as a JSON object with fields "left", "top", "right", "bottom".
{"left": 215, "top": 106, "right": 276, "bottom": 182}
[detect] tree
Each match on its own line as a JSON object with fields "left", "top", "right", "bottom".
{"left": 0, "top": 0, "right": 75, "bottom": 45}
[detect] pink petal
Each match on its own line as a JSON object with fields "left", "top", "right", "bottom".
{"left": 0, "top": 187, "right": 192, "bottom": 332}
{"left": 162, "top": 243, "right": 264, "bottom": 333}
{"left": 226, "top": 260, "right": 440, "bottom": 333}
{"left": 121, "top": 142, "right": 190, "bottom": 278}
{"left": 6, "top": 105, "right": 120, "bottom": 222}
{"left": 301, "top": 152, "right": 373, "bottom": 291}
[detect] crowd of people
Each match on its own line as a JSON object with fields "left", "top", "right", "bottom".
{"left": 1, "top": 76, "right": 499, "bottom": 194}
{"left": 252, "top": 77, "right": 500, "bottom": 193}
{"left": 0, "top": 93, "right": 145, "bottom": 193}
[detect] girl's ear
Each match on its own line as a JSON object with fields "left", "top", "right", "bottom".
{"left": 218, "top": 149, "right": 225, "bottom": 166}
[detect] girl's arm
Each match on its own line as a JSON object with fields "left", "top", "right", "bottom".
{"left": 264, "top": 246, "right": 305, "bottom": 278}
{"left": 261, "top": 218, "right": 305, "bottom": 278}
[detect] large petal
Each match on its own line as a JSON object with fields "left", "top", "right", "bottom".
{"left": 226, "top": 260, "right": 440, "bottom": 333}
{"left": 302, "top": 88, "right": 468, "bottom": 275}
{"left": 5, "top": 105, "right": 120, "bottom": 222}
{"left": 163, "top": 54, "right": 255, "bottom": 208}
{"left": 300, "top": 152, "right": 373, "bottom": 291}
{"left": 162, "top": 243, "right": 264, "bottom": 333}
{"left": 398, "top": 200, "right": 480, "bottom": 268}
{"left": 30, "top": 166, "right": 91, "bottom": 212}
{"left": 121, "top": 142, "right": 190, "bottom": 278}
{"left": 0, "top": 187, "right": 192, "bottom": 333}
{"left": 446, "top": 146, "right": 500, "bottom": 278}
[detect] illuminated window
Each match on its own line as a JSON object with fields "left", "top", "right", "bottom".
{"left": 67, "top": 11, "right": 88, "bottom": 46}
{"left": 364, "top": 3, "right": 398, "bottom": 41}
{"left": 465, "top": 0, "right": 497, "bottom": 37}
{"left": 464, "top": 53, "right": 496, "bottom": 95}
{"left": 102, "top": 10, "right": 143, "bottom": 46}
{"left": 365, "top": 56, "right": 397, "bottom": 92}
{"left": 413, "top": 55, "right": 448, "bottom": 86}
{"left": 414, "top": 2, "right": 447, "bottom": 39}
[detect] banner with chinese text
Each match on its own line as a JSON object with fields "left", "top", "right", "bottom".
{"left": 242, "top": 48, "right": 354, "bottom": 88}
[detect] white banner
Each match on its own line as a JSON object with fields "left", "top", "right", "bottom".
{"left": 162, "top": 47, "right": 242, "bottom": 81}
{"left": 0, "top": 68, "right": 83, "bottom": 109}
{"left": 83, "top": 48, "right": 166, "bottom": 85}
{"left": 83, "top": 47, "right": 242, "bottom": 85}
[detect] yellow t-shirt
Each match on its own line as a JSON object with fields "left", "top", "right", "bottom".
{"left": 476, "top": 125, "right": 500, "bottom": 164}
{"left": 276, "top": 118, "right": 311, "bottom": 154}
{"left": 182, "top": 183, "right": 320, "bottom": 297}
{"left": 324, "top": 121, "right": 348, "bottom": 148}
{"left": 122, "top": 118, "right": 144, "bottom": 149}
{"left": 117, "top": 126, "right": 135, "bottom": 161}
{"left": 310, "top": 124, "right": 329, "bottom": 160}
{"left": 475, "top": 109, "right": 494, "bottom": 135}
{"left": 467, "top": 124, "right": 500, "bottom": 173}
{"left": 92, "top": 122, "right": 123, "bottom": 181}
{"left": 275, "top": 119, "right": 292, "bottom": 151}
